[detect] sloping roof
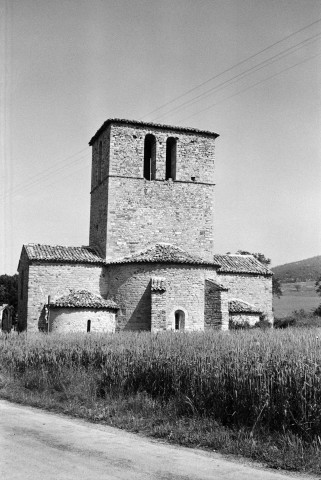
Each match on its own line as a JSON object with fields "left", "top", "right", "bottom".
{"left": 229, "top": 299, "right": 262, "bottom": 314}
{"left": 24, "top": 244, "right": 104, "bottom": 264}
{"left": 50, "top": 290, "right": 118, "bottom": 309}
{"left": 89, "top": 118, "right": 219, "bottom": 145}
{"left": 206, "top": 279, "right": 228, "bottom": 291}
{"left": 213, "top": 254, "right": 272, "bottom": 275}
{"left": 108, "top": 243, "right": 219, "bottom": 266}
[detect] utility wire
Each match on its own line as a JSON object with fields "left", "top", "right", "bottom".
{"left": 152, "top": 32, "right": 321, "bottom": 123}
{"left": 4, "top": 19, "right": 321, "bottom": 201}
{"left": 1, "top": 150, "right": 90, "bottom": 200}
{"left": 178, "top": 51, "right": 321, "bottom": 124}
{"left": 139, "top": 17, "right": 321, "bottom": 121}
{"left": 8, "top": 162, "right": 90, "bottom": 201}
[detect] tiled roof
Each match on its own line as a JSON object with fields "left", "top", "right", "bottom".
{"left": 229, "top": 299, "right": 262, "bottom": 314}
{"left": 50, "top": 290, "right": 118, "bottom": 309}
{"left": 206, "top": 279, "right": 228, "bottom": 291}
{"left": 89, "top": 118, "right": 219, "bottom": 145}
{"left": 213, "top": 254, "right": 272, "bottom": 275}
{"left": 24, "top": 244, "right": 104, "bottom": 264}
{"left": 108, "top": 243, "right": 219, "bottom": 266}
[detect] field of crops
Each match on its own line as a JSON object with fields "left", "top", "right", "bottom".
{"left": 273, "top": 281, "right": 320, "bottom": 317}
{"left": 1, "top": 329, "right": 321, "bottom": 442}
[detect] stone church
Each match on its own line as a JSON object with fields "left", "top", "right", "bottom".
{"left": 17, "top": 119, "right": 273, "bottom": 333}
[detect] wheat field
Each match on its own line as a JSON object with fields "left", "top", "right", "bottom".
{"left": 1, "top": 329, "right": 321, "bottom": 440}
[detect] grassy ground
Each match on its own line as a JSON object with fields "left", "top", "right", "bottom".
{"left": 1, "top": 329, "right": 321, "bottom": 475}
{"left": 273, "top": 281, "right": 320, "bottom": 317}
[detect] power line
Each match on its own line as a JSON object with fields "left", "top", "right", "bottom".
{"left": 178, "top": 52, "right": 321, "bottom": 124}
{"left": 139, "top": 17, "right": 321, "bottom": 121}
{"left": 151, "top": 32, "right": 321, "bottom": 123}
{"left": 8, "top": 162, "right": 90, "bottom": 202}
{"left": 1, "top": 149, "right": 90, "bottom": 200}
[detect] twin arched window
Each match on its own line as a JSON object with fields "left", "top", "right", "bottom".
{"left": 144, "top": 135, "right": 177, "bottom": 181}
{"left": 166, "top": 137, "right": 176, "bottom": 180}
{"left": 144, "top": 134, "right": 156, "bottom": 180}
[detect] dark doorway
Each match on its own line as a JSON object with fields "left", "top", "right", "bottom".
{"left": 174, "top": 310, "right": 185, "bottom": 330}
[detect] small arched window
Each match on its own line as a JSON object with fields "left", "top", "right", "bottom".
{"left": 174, "top": 310, "right": 185, "bottom": 330}
{"left": 97, "top": 141, "right": 103, "bottom": 184}
{"left": 166, "top": 137, "right": 177, "bottom": 180}
{"left": 144, "top": 134, "right": 156, "bottom": 180}
{"left": 87, "top": 319, "right": 91, "bottom": 333}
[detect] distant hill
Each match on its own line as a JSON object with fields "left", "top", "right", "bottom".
{"left": 272, "top": 256, "right": 321, "bottom": 283}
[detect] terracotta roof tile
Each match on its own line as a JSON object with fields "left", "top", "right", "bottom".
{"left": 24, "top": 244, "right": 104, "bottom": 264}
{"left": 229, "top": 299, "right": 262, "bottom": 314}
{"left": 89, "top": 118, "right": 219, "bottom": 145}
{"left": 213, "top": 254, "right": 272, "bottom": 275}
{"left": 206, "top": 279, "right": 228, "bottom": 291}
{"left": 108, "top": 243, "right": 219, "bottom": 266}
{"left": 50, "top": 290, "right": 118, "bottom": 309}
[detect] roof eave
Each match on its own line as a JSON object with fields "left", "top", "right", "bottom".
{"left": 89, "top": 118, "right": 219, "bottom": 146}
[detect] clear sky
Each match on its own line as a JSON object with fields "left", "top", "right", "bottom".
{"left": 1, "top": 0, "right": 321, "bottom": 274}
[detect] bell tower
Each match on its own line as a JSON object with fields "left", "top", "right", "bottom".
{"left": 88, "top": 119, "right": 219, "bottom": 262}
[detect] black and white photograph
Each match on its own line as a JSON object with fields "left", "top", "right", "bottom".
{"left": 1, "top": 1, "right": 321, "bottom": 478}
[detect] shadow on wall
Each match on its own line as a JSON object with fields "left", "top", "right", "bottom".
{"left": 38, "top": 305, "right": 48, "bottom": 332}
{"left": 123, "top": 282, "right": 151, "bottom": 331}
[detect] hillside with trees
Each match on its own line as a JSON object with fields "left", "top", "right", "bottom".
{"left": 272, "top": 256, "right": 321, "bottom": 283}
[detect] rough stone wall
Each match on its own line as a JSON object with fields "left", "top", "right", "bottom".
{"left": 89, "top": 182, "right": 108, "bottom": 257}
{"left": 89, "top": 127, "right": 110, "bottom": 255}
{"left": 91, "top": 126, "right": 110, "bottom": 191}
{"left": 229, "top": 313, "right": 260, "bottom": 328}
{"left": 108, "top": 124, "right": 216, "bottom": 183}
{"left": 217, "top": 273, "right": 273, "bottom": 322}
{"left": 17, "top": 250, "right": 30, "bottom": 332}
{"left": 204, "top": 280, "right": 229, "bottom": 330}
{"left": 151, "top": 290, "right": 167, "bottom": 332}
{"left": 50, "top": 308, "right": 115, "bottom": 333}
{"left": 106, "top": 179, "right": 214, "bottom": 261}
{"left": 26, "top": 263, "right": 105, "bottom": 332}
{"left": 89, "top": 123, "right": 216, "bottom": 261}
{"left": 106, "top": 263, "right": 216, "bottom": 331}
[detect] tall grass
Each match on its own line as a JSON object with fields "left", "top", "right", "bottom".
{"left": 1, "top": 329, "right": 321, "bottom": 440}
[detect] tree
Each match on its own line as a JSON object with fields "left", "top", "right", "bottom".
{"left": 272, "top": 277, "right": 282, "bottom": 298}
{"left": 315, "top": 276, "right": 321, "bottom": 296}
{"left": 0, "top": 274, "right": 18, "bottom": 311}
{"left": 233, "top": 250, "right": 282, "bottom": 298}
{"left": 314, "top": 276, "right": 321, "bottom": 316}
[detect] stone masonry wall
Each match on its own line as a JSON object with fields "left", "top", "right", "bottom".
{"left": 17, "top": 250, "right": 30, "bottom": 332}
{"left": 106, "top": 178, "right": 214, "bottom": 261}
{"left": 204, "top": 280, "right": 229, "bottom": 330}
{"left": 151, "top": 289, "right": 167, "bottom": 332}
{"left": 89, "top": 123, "right": 216, "bottom": 261}
{"left": 89, "top": 127, "right": 110, "bottom": 256}
{"left": 50, "top": 308, "right": 115, "bottom": 333}
{"left": 229, "top": 313, "right": 261, "bottom": 328}
{"left": 108, "top": 124, "right": 216, "bottom": 183}
{"left": 217, "top": 273, "right": 273, "bottom": 322}
{"left": 106, "top": 263, "right": 216, "bottom": 331}
{"left": 89, "top": 182, "right": 108, "bottom": 257}
{"left": 26, "top": 263, "right": 106, "bottom": 332}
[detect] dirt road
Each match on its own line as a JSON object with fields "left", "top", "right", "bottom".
{"left": 0, "top": 400, "right": 315, "bottom": 479}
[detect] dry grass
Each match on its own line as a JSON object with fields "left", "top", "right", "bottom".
{"left": 1, "top": 329, "right": 321, "bottom": 474}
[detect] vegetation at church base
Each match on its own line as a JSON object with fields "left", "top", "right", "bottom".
{"left": 1, "top": 329, "right": 321, "bottom": 474}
